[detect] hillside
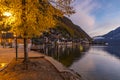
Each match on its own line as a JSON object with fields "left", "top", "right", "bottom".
{"left": 32, "top": 17, "right": 92, "bottom": 44}
{"left": 56, "top": 16, "right": 92, "bottom": 41}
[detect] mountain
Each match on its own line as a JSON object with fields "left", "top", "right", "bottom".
{"left": 103, "top": 27, "right": 120, "bottom": 39}
{"left": 57, "top": 16, "right": 92, "bottom": 41}
{"left": 93, "top": 27, "right": 120, "bottom": 45}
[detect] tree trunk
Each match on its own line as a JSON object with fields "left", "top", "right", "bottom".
{"left": 23, "top": 38, "right": 29, "bottom": 62}
{"left": 22, "top": 0, "right": 29, "bottom": 63}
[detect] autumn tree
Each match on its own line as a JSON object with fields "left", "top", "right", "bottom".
{"left": 0, "top": 0, "right": 75, "bottom": 62}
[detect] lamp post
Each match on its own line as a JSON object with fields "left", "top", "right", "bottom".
{"left": 1, "top": 31, "right": 6, "bottom": 48}
{"left": 2, "top": 12, "right": 12, "bottom": 48}
{"left": 14, "top": 34, "right": 18, "bottom": 61}
{"left": 2, "top": 12, "right": 18, "bottom": 60}
{"left": 1, "top": 31, "right": 4, "bottom": 47}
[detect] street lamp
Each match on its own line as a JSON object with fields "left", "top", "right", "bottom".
{"left": 3, "top": 12, "right": 12, "bottom": 17}
{"left": 1, "top": 12, "right": 12, "bottom": 48}
{"left": 14, "top": 34, "right": 18, "bottom": 61}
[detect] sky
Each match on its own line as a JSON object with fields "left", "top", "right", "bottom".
{"left": 69, "top": 0, "right": 120, "bottom": 37}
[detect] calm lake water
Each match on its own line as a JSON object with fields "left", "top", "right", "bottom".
{"left": 40, "top": 45, "right": 120, "bottom": 80}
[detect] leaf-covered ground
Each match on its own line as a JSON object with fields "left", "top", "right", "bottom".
{"left": 0, "top": 58, "right": 64, "bottom": 80}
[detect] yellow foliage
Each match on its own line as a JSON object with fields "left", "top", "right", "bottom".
{"left": 0, "top": 0, "right": 74, "bottom": 38}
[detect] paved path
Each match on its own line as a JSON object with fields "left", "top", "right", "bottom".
{"left": 0, "top": 46, "right": 44, "bottom": 71}
{"left": 0, "top": 48, "right": 15, "bottom": 63}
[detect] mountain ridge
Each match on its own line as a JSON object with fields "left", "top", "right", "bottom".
{"left": 103, "top": 27, "right": 120, "bottom": 39}
{"left": 58, "top": 16, "right": 92, "bottom": 41}
{"left": 93, "top": 26, "right": 120, "bottom": 45}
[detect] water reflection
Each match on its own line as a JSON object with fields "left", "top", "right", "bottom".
{"left": 40, "top": 44, "right": 90, "bottom": 67}
{"left": 104, "top": 46, "right": 120, "bottom": 59}
{"left": 69, "top": 46, "right": 120, "bottom": 80}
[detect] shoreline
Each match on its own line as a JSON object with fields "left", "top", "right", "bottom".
{"left": 0, "top": 47, "right": 83, "bottom": 80}
{"left": 44, "top": 55, "right": 82, "bottom": 80}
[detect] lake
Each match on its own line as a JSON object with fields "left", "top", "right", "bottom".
{"left": 40, "top": 45, "right": 120, "bottom": 80}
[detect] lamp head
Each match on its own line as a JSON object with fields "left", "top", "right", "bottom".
{"left": 3, "top": 12, "right": 12, "bottom": 17}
